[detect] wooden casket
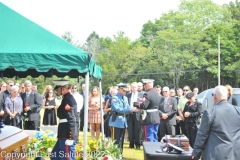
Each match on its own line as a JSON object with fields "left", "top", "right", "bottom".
{"left": 167, "top": 135, "right": 189, "bottom": 151}
{"left": 0, "top": 125, "right": 29, "bottom": 160}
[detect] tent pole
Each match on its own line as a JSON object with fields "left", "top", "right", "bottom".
{"left": 99, "top": 79, "right": 104, "bottom": 140}
{"left": 83, "top": 72, "right": 89, "bottom": 160}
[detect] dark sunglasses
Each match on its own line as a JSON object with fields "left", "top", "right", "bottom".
{"left": 10, "top": 85, "right": 13, "bottom": 87}
{"left": 183, "top": 89, "right": 189, "bottom": 91}
{"left": 162, "top": 91, "right": 168, "bottom": 92}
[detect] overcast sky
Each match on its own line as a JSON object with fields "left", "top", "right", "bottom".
{"left": 0, "top": 0, "right": 234, "bottom": 44}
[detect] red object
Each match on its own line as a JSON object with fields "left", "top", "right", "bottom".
{"left": 65, "top": 104, "right": 71, "bottom": 111}
{"left": 25, "top": 103, "right": 29, "bottom": 107}
{"left": 103, "top": 157, "right": 108, "bottom": 160}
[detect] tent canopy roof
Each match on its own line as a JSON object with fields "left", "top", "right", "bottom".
{"left": 0, "top": 2, "right": 102, "bottom": 79}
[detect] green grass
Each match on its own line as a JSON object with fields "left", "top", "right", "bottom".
{"left": 122, "top": 141, "right": 144, "bottom": 160}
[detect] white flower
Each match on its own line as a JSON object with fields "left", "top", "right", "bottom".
{"left": 47, "top": 148, "right": 52, "bottom": 153}
{"left": 24, "top": 113, "right": 27, "bottom": 116}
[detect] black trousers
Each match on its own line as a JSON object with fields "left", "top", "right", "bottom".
{"left": 127, "top": 113, "right": 142, "bottom": 148}
{"left": 179, "top": 120, "right": 187, "bottom": 136}
{"left": 159, "top": 123, "right": 175, "bottom": 141}
{"left": 24, "top": 121, "right": 40, "bottom": 130}
{"left": 111, "top": 127, "right": 125, "bottom": 153}
{"left": 79, "top": 107, "right": 90, "bottom": 132}
{"left": 185, "top": 124, "right": 198, "bottom": 148}
{"left": 175, "top": 121, "right": 181, "bottom": 135}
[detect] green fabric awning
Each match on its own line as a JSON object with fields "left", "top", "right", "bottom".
{"left": 0, "top": 2, "right": 102, "bottom": 79}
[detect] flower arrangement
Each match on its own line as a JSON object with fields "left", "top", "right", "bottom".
{"left": 27, "top": 130, "right": 57, "bottom": 157}
{"left": 75, "top": 138, "right": 122, "bottom": 160}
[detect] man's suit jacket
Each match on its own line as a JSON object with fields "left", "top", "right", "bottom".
{"left": 126, "top": 92, "right": 143, "bottom": 121}
{"left": 192, "top": 101, "right": 240, "bottom": 160}
{"left": 21, "top": 91, "right": 42, "bottom": 121}
{"left": 158, "top": 96, "right": 177, "bottom": 125}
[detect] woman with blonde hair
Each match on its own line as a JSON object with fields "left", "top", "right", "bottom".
{"left": 42, "top": 85, "right": 53, "bottom": 97}
{"left": 0, "top": 82, "right": 6, "bottom": 93}
{"left": 225, "top": 84, "right": 238, "bottom": 106}
{"left": 88, "top": 86, "right": 105, "bottom": 139}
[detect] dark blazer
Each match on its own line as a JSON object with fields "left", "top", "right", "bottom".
{"left": 57, "top": 92, "right": 78, "bottom": 140}
{"left": 0, "top": 90, "right": 10, "bottom": 111}
{"left": 139, "top": 88, "right": 160, "bottom": 125}
{"left": 158, "top": 96, "right": 177, "bottom": 125}
{"left": 182, "top": 100, "right": 202, "bottom": 126}
{"left": 21, "top": 91, "right": 43, "bottom": 121}
{"left": 126, "top": 92, "right": 143, "bottom": 121}
{"left": 192, "top": 101, "right": 240, "bottom": 160}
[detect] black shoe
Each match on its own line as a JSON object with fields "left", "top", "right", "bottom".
{"left": 129, "top": 145, "right": 134, "bottom": 148}
{"left": 136, "top": 146, "right": 140, "bottom": 150}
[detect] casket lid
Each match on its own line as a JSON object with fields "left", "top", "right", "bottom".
{"left": 0, "top": 125, "right": 29, "bottom": 150}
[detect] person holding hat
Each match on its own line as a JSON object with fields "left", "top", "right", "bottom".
{"left": 182, "top": 92, "right": 202, "bottom": 148}
{"left": 51, "top": 81, "right": 78, "bottom": 160}
{"left": 133, "top": 79, "right": 161, "bottom": 142}
{"left": 109, "top": 83, "right": 138, "bottom": 154}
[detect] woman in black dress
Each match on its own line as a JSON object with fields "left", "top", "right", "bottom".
{"left": 42, "top": 90, "right": 57, "bottom": 126}
{"left": 183, "top": 92, "right": 202, "bottom": 148}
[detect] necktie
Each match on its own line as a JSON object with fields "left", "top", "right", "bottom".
{"left": 164, "top": 98, "right": 167, "bottom": 109}
{"left": 26, "top": 92, "right": 29, "bottom": 98}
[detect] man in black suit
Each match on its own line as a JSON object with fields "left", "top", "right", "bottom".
{"left": 158, "top": 86, "right": 177, "bottom": 141}
{"left": 126, "top": 82, "right": 143, "bottom": 150}
{"left": 21, "top": 80, "right": 42, "bottom": 130}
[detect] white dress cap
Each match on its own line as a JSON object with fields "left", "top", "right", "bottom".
{"left": 142, "top": 79, "right": 155, "bottom": 84}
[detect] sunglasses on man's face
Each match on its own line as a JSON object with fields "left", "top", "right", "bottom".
{"left": 183, "top": 89, "right": 189, "bottom": 91}
{"left": 163, "top": 91, "right": 168, "bottom": 93}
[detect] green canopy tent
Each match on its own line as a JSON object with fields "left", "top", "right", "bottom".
{"left": 0, "top": 2, "right": 102, "bottom": 159}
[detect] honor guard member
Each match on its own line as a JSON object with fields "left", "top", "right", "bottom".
{"left": 51, "top": 81, "right": 78, "bottom": 160}
{"left": 109, "top": 83, "right": 138, "bottom": 154}
{"left": 133, "top": 79, "right": 160, "bottom": 142}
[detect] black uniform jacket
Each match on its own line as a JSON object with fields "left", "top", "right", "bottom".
{"left": 182, "top": 100, "right": 202, "bottom": 126}
{"left": 57, "top": 92, "right": 78, "bottom": 140}
{"left": 139, "top": 88, "right": 160, "bottom": 125}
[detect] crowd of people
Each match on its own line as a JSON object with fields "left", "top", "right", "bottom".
{"left": 0, "top": 79, "right": 240, "bottom": 160}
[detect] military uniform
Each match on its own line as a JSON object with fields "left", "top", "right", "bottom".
{"left": 51, "top": 92, "right": 77, "bottom": 160}
{"left": 138, "top": 88, "right": 160, "bottom": 142}
{"left": 109, "top": 90, "right": 133, "bottom": 153}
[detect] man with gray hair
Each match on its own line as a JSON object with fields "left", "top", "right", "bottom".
{"left": 21, "top": 80, "right": 42, "bottom": 130}
{"left": 192, "top": 85, "right": 240, "bottom": 160}
{"left": 158, "top": 86, "right": 177, "bottom": 141}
